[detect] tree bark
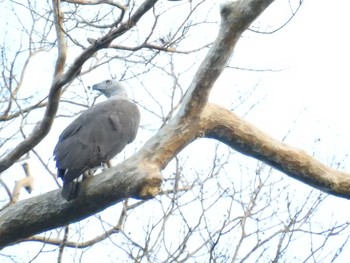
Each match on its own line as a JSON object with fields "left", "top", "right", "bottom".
{"left": 201, "top": 104, "right": 350, "bottom": 199}
{"left": 0, "top": 158, "right": 162, "bottom": 248}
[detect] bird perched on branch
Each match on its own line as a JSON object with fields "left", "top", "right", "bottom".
{"left": 53, "top": 79, "right": 140, "bottom": 201}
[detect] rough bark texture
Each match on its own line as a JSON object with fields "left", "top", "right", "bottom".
{"left": 2, "top": 0, "right": 350, "bottom": 249}
{"left": 201, "top": 104, "right": 350, "bottom": 198}
{"left": 0, "top": 158, "right": 162, "bottom": 248}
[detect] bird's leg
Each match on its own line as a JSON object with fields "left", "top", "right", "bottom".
{"left": 82, "top": 161, "right": 112, "bottom": 180}
{"left": 107, "top": 160, "right": 112, "bottom": 168}
{"left": 83, "top": 168, "right": 97, "bottom": 180}
{"left": 101, "top": 161, "right": 112, "bottom": 171}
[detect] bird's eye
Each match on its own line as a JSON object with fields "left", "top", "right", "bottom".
{"left": 106, "top": 80, "right": 112, "bottom": 85}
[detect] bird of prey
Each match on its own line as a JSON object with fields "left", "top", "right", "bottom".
{"left": 53, "top": 79, "right": 140, "bottom": 201}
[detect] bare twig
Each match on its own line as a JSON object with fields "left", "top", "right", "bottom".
{"left": 62, "top": 0, "right": 127, "bottom": 10}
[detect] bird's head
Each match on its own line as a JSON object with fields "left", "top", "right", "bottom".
{"left": 92, "top": 79, "right": 128, "bottom": 98}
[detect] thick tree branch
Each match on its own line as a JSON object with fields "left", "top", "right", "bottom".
{"left": 139, "top": 0, "right": 275, "bottom": 170}
{"left": 202, "top": 104, "right": 350, "bottom": 199}
{"left": 53, "top": 0, "right": 66, "bottom": 78}
{"left": 0, "top": 158, "right": 162, "bottom": 248}
{"left": 2, "top": 97, "right": 350, "bottom": 247}
{"left": 179, "top": 0, "right": 274, "bottom": 118}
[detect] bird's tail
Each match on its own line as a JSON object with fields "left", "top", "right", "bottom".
{"left": 61, "top": 181, "right": 80, "bottom": 201}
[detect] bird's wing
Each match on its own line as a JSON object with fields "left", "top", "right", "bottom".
{"left": 94, "top": 99, "right": 140, "bottom": 159}
{"left": 53, "top": 99, "right": 140, "bottom": 182}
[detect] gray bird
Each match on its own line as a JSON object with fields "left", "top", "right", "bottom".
{"left": 53, "top": 79, "right": 140, "bottom": 201}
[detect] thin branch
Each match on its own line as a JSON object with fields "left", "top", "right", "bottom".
{"left": 0, "top": 101, "right": 48, "bottom": 122}
{"left": 11, "top": 163, "right": 34, "bottom": 203}
{"left": 26, "top": 223, "right": 122, "bottom": 249}
{"left": 0, "top": 178, "right": 12, "bottom": 202}
{"left": 62, "top": 0, "right": 127, "bottom": 10}
{"left": 248, "top": 0, "right": 303, "bottom": 34}
{"left": 109, "top": 43, "right": 191, "bottom": 54}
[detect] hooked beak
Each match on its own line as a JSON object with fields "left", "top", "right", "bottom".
{"left": 92, "top": 84, "right": 101, "bottom": 91}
